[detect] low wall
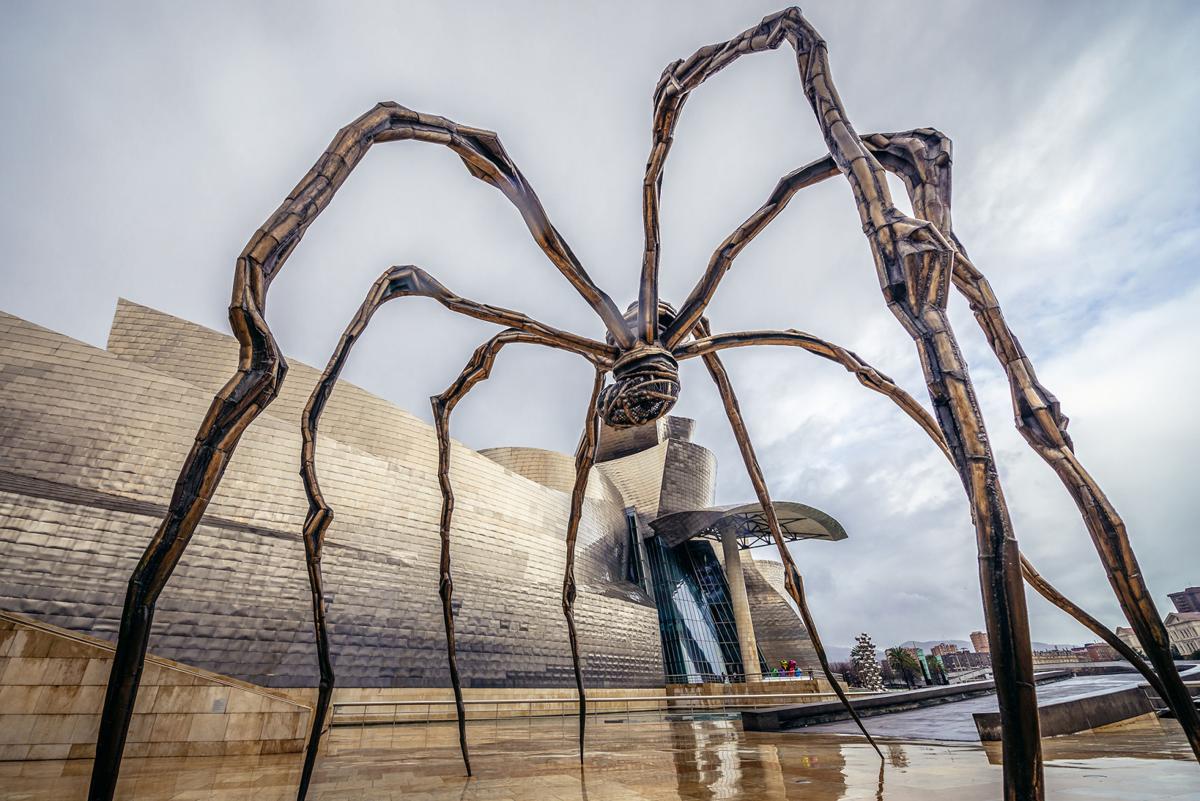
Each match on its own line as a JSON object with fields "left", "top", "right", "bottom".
{"left": 973, "top": 685, "right": 1153, "bottom": 740}
{"left": 665, "top": 678, "right": 832, "bottom": 710}
{"left": 324, "top": 682, "right": 847, "bottom": 725}
{"left": 325, "top": 686, "right": 669, "bottom": 724}
{"left": 743, "top": 672, "right": 1072, "bottom": 732}
{"left": 0, "top": 610, "right": 311, "bottom": 761}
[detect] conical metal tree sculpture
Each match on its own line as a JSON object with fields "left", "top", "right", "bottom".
{"left": 88, "top": 9, "right": 1197, "bottom": 801}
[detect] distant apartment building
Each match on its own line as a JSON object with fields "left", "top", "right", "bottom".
{"left": 1031, "top": 648, "right": 1080, "bottom": 665}
{"left": 1169, "top": 587, "right": 1200, "bottom": 614}
{"left": 970, "top": 630, "right": 989, "bottom": 653}
{"left": 931, "top": 643, "right": 959, "bottom": 657}
{"left": 1165, "top": 612, "right": 1200, "bottom": 657}
{"left": 941, "top": 651, "right": 990, "bottom": 671}
{"left": 1115, "top": 626, "right": 1143, "bottom": 656}
{"left": 1074, "top": 643, "right": 1119, "bottom": 662}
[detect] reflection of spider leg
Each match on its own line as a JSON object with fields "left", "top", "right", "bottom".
{"left": 92, "top": 103, "right": 629, "bottom": 801}
{"left": 299, "top": 271, "right": 615, "bottom": 792}
{"left": 560, "top": 370, "right": 605, "bottom": 764}
{"left": 679, "top": 326, "right": 1170, "bottom": 706}
{"left": 430, "top": 332, "right": 611, "bottom": 775}
{"left": 691, "top": 321, "right": 882, "bottom": 760}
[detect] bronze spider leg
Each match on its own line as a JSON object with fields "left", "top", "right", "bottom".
{"left": 299, "top": 271, "right": 614, "bottom": 791}
{"left": 560, "top": 370, "right": 605, "bottom": 764}
{"left": 872, "top": 128, "right": 1200, "bottom": 755}
{"left": 691, "top": 323, "right": 883, "bottom": 760}
{"left": 430, "top": 333, "right": 610, "bottom": 774}
{"left": 1019, "top": 556, "right": 1170, "bottom": 702}
{"left": 678, "top": 329, "right": 1170, "bottom": 705}
{"left": 676, "top": 329, "right": 949, "bottom": 459}
{"left": 650, "top": 12, "right": 1042, "bottom": 797}
{"left": 89, "top": 102, "right": 628, "bottom": 801}
{"left": 704, "top": 122, "right": 1200, "bottom": 754}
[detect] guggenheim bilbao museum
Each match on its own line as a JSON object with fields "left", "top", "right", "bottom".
{"left": 0, "top": 300, "right": 847, "bottom": 757}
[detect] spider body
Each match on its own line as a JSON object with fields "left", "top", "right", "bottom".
{"left": 86, "top": 8, "right": 1200, "bottom": 801}
{"left": 599, "top": 302, "right": 682, "bottom": 428}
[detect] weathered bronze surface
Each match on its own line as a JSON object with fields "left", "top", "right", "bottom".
{"left": 695, "top": 319, "right": 883, "bottom": 760}
{"left": 88, "top": 9, "right": 1194, "bottom": 801}
{"left": 295, "top": 270, "right": 614, "bottom": 784}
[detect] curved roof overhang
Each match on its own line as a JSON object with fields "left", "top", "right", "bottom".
{"left": 648, "top": 501, "right": 847, "bottom": 549}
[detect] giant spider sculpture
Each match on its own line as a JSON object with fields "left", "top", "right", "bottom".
{"left": 88, "top": 9, "right": 1199, "bottom": 801}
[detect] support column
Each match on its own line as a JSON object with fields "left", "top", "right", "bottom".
{"left": 720, "top": 523, "right": 761, "bottom": 681}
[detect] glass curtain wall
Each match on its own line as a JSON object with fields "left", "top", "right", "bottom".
{"left": 644, "top": 535, "right": 766, "bottom": 683}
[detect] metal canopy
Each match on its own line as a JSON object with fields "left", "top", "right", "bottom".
{"left": 648, "top": 502, "right": 848, "bottom": 550}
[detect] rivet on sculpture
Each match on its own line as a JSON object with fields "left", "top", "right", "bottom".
{"left": 86, "top": 8, "right": 1200, "bottom": 801}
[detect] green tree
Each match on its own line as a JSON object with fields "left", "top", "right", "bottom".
{"left": 886, "top": 647, "right": 922, "bottom": 689}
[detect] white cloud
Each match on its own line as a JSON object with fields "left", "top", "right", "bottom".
{"left": 2, "top": 0, "right": 1197, "bottom": 648}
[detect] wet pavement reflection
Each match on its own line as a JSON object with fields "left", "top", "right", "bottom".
{"left": 0, "top": 713, "right": 1195, "bottom": 800}
{"left": 803, "top": 674, "right": 1149, "bottom": 741}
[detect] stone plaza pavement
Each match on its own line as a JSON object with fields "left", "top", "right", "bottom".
{"left": 1, "top": 714, "right": 1196, "bottom": 800}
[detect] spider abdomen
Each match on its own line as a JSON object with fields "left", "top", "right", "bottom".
{"left": 597, "top": 347, "right": 680, "bottom": 428}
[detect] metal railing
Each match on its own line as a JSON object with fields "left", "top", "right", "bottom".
{"left": 661, "top": 671, "right": 819, "bottom": 684}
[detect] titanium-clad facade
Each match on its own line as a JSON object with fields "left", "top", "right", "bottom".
{"left": 0, "top": 300, "right": 821, "bottom": 691}
{"left": 0, "top": 301, "right": 661, "bottom": 689}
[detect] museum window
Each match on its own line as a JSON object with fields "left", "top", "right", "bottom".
{"left": 643, "top": 534, "right": 765, "bottom": 684}
{"left": 624, "top": 510, "right": 646, "bottom": 590}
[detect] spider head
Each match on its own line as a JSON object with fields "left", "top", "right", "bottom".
{"left": 598, "top": 346, "right": 681, "bottom": 429}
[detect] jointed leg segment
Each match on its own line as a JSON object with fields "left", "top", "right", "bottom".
{"left": 676, "top": 329, "right": 950, "bottom": 461}
{"left": 694, "top": 322, "right": 883, "bottom": 760}
{"left": 881, "top": 129, "right": 1199, "bottom": 753}
{"left": 680, "top": 324, "right": 1170, "bottom": 732}
{"left": 90, "top": 101, "right": 627, "bottom": 801}
{"left": 560, "top": 371, "right": 606, "bottom": 762}
{"left": 646, "top": 10, "right": 1200, "bottom": 794}
{"left": 951, "top": 245, "right": 1200, "bottom": 755}
{"left": 689, "top": 117, "right": 1200, "bottom": 752}
{"left": 298, "top": 262, "right": 613, "bottom": 783}
{"left": 428, "top": 331, "right": 610, "bottom": 773}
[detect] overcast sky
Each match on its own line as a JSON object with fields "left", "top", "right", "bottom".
{"left": 3, "top": 1, "right": 1198, "bottom": 651}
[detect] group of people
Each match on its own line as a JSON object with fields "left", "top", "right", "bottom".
{"left": 767, "top": 659, "right": 801, "bottom": 678}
